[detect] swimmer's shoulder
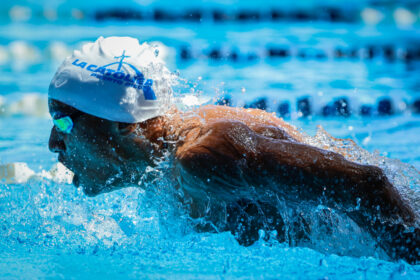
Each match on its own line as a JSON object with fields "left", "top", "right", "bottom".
{"left": 174, "top": 119, "right": 257, "bottom": 183}
{"left": 194, "top": 105, "right": 305, "bottom": 142}
{"left": 175, "top": 118, "right": 250, "bottom": 160}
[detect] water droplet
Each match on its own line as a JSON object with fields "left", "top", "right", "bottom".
{"left": 355, "top": 197, "right": 361, "bottom": 210}
{"left": 361, "top": 136, "right": 370, "bottom": 145}
{"left": 319, "top": 258, "right": 328, "bottom": 267}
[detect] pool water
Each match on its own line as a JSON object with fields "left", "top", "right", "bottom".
{"left": 1, "top": 1, "right": 420, "bottom": 278}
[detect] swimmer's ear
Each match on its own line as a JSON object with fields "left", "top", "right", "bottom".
{"left": 117, "top": 122, "right": 138, "bottom": 136}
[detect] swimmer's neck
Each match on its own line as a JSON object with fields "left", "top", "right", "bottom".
{"left": 134, "top": 107, "right": 177, "bottom": 147}
{"left": 138, "top": 106, "right": 202, "bottom": 149}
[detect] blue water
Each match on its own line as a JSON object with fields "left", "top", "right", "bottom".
{"left": 1, "top": 1, "right": 420, "bottom": 279}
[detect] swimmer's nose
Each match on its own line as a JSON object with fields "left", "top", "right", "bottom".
{"left": 49, "top": 126, "right": 66, "bottom": 153}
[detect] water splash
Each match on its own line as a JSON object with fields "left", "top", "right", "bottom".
{"left": 1, "top": 132, "right": 419, "bottom": 278}
{"left": 304, "top": 126, "right": 420, "bottom": 216}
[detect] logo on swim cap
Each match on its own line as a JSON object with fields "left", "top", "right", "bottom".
{"left": 71, "top": 50, "right": 157, "bottom": 100}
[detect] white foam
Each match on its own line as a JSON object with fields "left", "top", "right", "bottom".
{"left": 0, "top": 162, "right": 73, "bottom": 185}
{"left": 39, "top": 162, "right": 74, "bottom": 184}
{"left": 0, "top": 162, "right": 35, "bottom": 184}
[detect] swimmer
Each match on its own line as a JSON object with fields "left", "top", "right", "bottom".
{"left": 48, "top": 37, "right": 419, "bottom": 264}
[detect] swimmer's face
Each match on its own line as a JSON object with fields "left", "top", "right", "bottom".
{"left": 48, "top": 99, "right": 153, "bottom": 196}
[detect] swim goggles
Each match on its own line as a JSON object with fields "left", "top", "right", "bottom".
{"left": 53, "top": 110, "right": 83, "bottom": 134}
{"left": 53, "top": 115, "right": 74, "bottom": 134}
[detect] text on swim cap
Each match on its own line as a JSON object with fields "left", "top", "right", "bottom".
{"left": 71, "top": 59, "right": 157, "bottom": 100}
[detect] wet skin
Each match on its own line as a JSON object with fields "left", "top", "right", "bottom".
{"left": 48, "top": 98, "right": 419, "bottom": 264}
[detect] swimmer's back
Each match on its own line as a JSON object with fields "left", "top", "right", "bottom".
{"left": 179, "top": 105, "right": 305, "bottom": 142}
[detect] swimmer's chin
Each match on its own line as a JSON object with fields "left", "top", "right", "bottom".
{"left": 82, "top": 187, "right": 104, "bottom": 197}
{"left": 72, "top": 175, "right": 101, "bottom": 196}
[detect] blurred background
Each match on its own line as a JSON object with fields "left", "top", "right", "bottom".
{"left": 0, "top": 1, "right": 420, "bottom": 278}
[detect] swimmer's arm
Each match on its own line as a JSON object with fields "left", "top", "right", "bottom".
{"left": 255, "top": 136, "right": 416, "bottom": 221}
{"left": 177, "top": 120, "right": 418, "bottom": 262}
{"left": 255, "top": 135, "right": 419, "bottom": 263}
{"left": 177, "top": 120, "right": 415, "bottom": 223}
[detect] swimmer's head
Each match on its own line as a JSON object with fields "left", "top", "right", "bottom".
{"left": 48, "top": 98, "right": 165, "bottom": 196}
{"left": 49, "top": 36, "right": 173, "bottom": 123}
{"left": 48, "top": 36, "right": 174, "bottom": 195}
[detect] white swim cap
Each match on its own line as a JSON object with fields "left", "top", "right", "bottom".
{"left": 48, "top": 36, "right": 173, "bottom": 123}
